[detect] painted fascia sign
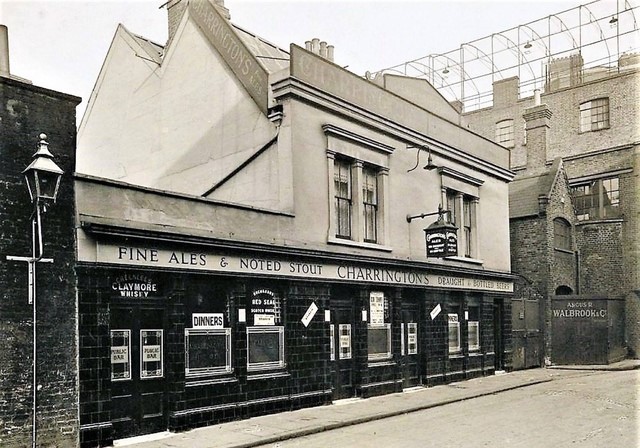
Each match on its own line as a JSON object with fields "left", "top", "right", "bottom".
{"left": 189, "top": 0, "right": 269, "bottom": 113}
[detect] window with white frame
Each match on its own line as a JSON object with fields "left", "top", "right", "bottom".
{"left": 247, "top": 288, "right": 285, "bottom": 372}
{"left": 332, "top": 156, "right": 385, "bottom": 245}
{"left": 467, "top": 307, "right": 480, "bottom": 351}
{"left": 446, "top": 190, "right": 477, "bottom": 258}
{"left": 140, "top": 330, "right": 163, "bottom": 379}
{"left": 571, "top": 176, "right": 620, "bottom": 221}
{"left": 495, "top": 119, "right": 515, "bottom": 148}
{"left": 362, "top": 166, "right": 378, "bottom": 243}
{"left": 247, "top": 326, "right": 285, "bottom": 371}
{"left": 463, "top": 198, "right": 473, "bottom": 258}
{"left": 111, "top": 330, "right": 131, "bottom": 381}
{"left": 448, "top": 313, "right": 461, "bottom": 354}
{"left": 334, "top": 158, "right": 352, "bottom": 239}
{"left": 368, "top": 324, "right": 392, "bottom": 360}
{"left": 580, "top": 98, "right": 609, "bottom": 132}
{"left": 185, "top": 328, "right": 232, "bottom": 377}
{"left": 368, "top": 291, "right": 392, "bottom": 361}
{"left": 324, "top": 124, "right": 393, "bottom": 248}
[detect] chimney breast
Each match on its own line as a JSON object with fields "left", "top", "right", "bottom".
{"left": 523, "top": 104, "right": 553, "bottom": 174}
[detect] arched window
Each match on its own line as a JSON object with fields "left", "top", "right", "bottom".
{"left": 555, "top": 285, "right": 573, "bottom": 295}
{"left": 553, "top": 218, "right": 571, "bottom": 250}
{"left": 495, "top": 119, "right": 514, "bottom": 148}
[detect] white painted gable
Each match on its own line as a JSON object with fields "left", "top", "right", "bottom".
{"left": 77, "top": 10, "right": 283, "bottom": 208}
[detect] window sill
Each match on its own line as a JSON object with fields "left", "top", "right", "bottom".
{"left": 578, "top": 126, "right": 610, "bottom": 134}
{"left": 576, "top": 217, "right": 624, "bottom": 225}
{"left": 444, "top": 256, "right": 484, "bottom": 265}
{"left": 367, "top": 360, "right": 396, "bottom": 367}
{"left": 469, "top": 351, "right": 483, "bottom": 357}
{"left": 328, "top": 237, "right": 392, "bottom": 252}
{"left": 186, "top": 376, "right": 238, "bottom": 387}
{"left": 554, "top": 248, "right": 573, "bottom": 254}
{"left": 247, "top": 371, "right": 290, "bottom": 381}
{"left": 448, "top": 353, "right": 464, "bottom": 359}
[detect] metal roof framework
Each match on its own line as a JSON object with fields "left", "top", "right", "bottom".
{"left": 373, "top": 0, "right": 639, "bottom": 112}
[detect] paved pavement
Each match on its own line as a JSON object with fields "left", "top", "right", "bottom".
{"left": 116, "top": 359, "right": 640, "bottom": 448}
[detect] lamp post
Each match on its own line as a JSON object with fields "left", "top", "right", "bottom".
{"left": 6, "top": 133, "right": 63, "bottom": 448}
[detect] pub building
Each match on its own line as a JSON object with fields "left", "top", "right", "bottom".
{"left": 75, "top": 1, "right": 515, "bottom": 445}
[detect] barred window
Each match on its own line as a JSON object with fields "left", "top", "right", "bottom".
{"left": 580, "top": 98, "right": 609, "bottom": 132}
{"left": 495, "top": 119, "right": 515, "bottom": 148}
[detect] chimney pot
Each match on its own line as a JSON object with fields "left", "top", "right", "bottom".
{"left": 305, "top": 41, "right": 312, "bottom": 51}
{"left": 319, "top": 41, "right": 327, "bottom": 58}
{"left": 534, "top": 89, "right": 541, "bottom": 106}
{"left": 327, "top": 45, "right": 334, "bottom": 62}
{"left": 311, "top": 38, "right": 320, "bottom": 54}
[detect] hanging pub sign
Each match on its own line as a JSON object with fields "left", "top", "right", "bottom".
{"left": 425, "top": 216, "right": 458, "bottom": 258}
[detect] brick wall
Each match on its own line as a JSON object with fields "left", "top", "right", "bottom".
{"left": 0, "top": 77, "right": 80, "bottom": 447}
{"left": 468, "top": 69, "right": 639, "bottom": 359}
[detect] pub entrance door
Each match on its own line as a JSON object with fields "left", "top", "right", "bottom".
{"left": 110, "top": 303, "right": 168, "bottom": 439}
{"left": 400, "top": 302, "right": 420, "bottom": 388}
{"left": 330, "top": 300, "right": 356, "bottom": 400}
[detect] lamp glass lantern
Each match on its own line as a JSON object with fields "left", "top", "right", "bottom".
{"left": 23, "top": 134, "right": 64, "bottom": 205}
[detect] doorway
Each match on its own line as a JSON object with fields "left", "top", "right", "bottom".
{"left": 330, "top": 300, "right": 356, "bottom": 400}
{"left": 400, "top": 302, "right": 420, "bottom": 388}
{"left": 110, "top": 304, "right": 167, "bottom": 439}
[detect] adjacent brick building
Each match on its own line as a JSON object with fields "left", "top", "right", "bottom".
{"left": 0, "top": 26, "right": 81, "bottom": 448}
{"left": 463, "top": 57, "right": 639, "bottom": 366}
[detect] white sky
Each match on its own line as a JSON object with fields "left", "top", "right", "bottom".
{"left": 1, "top": 0, "right": 588, "bottom": 123}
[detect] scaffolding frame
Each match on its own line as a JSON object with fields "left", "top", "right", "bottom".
{"left": 373, "top": 0, "right": 639, "bottom": 112}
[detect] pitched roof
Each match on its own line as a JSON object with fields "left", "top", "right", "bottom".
{"left": 509, "top": 158, "right": 563, "bottom": 219}
{"left": 233, "top": 24, "right": 289, "bottom": 74}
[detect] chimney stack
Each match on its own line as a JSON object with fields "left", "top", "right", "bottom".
{"left": 167, "top": 0, "right": 230, "bottom": 43}
{"left": 0, "top": 25, "right": 10, "bottom": 77}
{"left": 523, "top": 102, "right": 553, "bottom": 174}
{"left": 305, "top": 37, "right": 334, "bottom": 62}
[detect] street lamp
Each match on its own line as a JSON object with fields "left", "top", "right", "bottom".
{"left": 6, "top": 133, "right": 63, "bottom": 448}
